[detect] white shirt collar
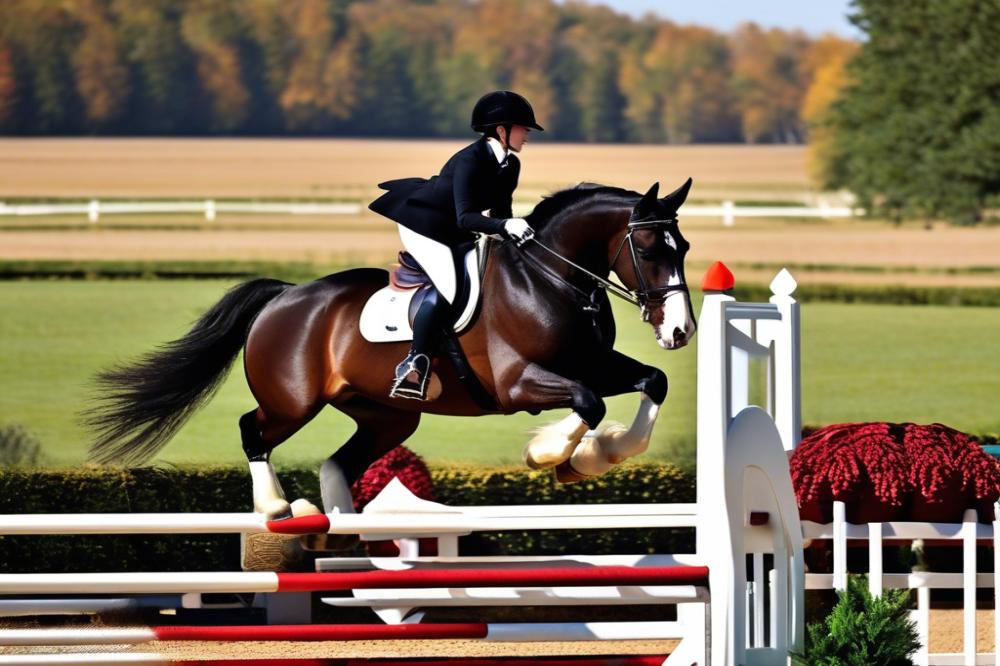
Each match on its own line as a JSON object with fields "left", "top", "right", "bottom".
{"left": 486, "top": 137, "right": 508, "bottom": 164}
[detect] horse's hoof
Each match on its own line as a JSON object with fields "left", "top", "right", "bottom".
{"left": 523, "top": 432, "right": 578, "bottom": 470}
{"left": 290, "top": 498, "right": 322, "bottom": 517}
{"left": 595, "top": 421, "right": 628, "bottom": 443}
{"left": 554, "top": 459, "right": 592, "bottom": 484}
{"left": 259, "top": 499, "right": 293, "bottom": 521}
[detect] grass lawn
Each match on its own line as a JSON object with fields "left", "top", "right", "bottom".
{"left": 1, "top": 280, "right": 998, "bottom": 471}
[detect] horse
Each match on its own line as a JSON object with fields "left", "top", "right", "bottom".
{"left": 85, "top": 178, "right": 696, "bottom": 520}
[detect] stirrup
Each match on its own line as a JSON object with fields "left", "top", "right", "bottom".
{"left": 389, "top": 353, "right": 431, "bottom": 400}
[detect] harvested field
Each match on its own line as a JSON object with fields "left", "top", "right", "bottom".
{"left": 0, "top": 138, "right": 809, "bottom": 202}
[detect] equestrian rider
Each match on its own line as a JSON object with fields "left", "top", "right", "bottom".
{"left": 369, "top": 90, "right": 543, "bottom": 400}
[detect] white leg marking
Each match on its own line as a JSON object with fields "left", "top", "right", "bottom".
{"left": 249, "top": 460, "right": 291, "bottom": 518}
{"left": 568, "top": 394, "right": 661, "bottom": 477}
{"left": 523, "top": 412, "right": 590, "bottom": 469}
{"left": 320, "top": 458, "right": 357, "bottom": 515}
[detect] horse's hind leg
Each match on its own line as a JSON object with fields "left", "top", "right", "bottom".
{"left": 241, "top": 407, "right": 323, "bottom": 520}
{"left": 321, "top": 396, "right": 421, "bottom": 515}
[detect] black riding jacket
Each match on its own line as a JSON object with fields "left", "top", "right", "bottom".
{"left": 369, "top": 136, "right": 519, "bottom": 246}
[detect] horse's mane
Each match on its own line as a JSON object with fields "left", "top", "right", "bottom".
{"left": 526, "top": 183, "right": 639, "bottom": 229}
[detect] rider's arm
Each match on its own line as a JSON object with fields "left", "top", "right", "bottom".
{"left": 452, "top": 153, "right": 507, "bottom": 236}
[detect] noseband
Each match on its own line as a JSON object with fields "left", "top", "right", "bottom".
{"left": 515, "top": 217, "right": 690, "bottom": 316}
{"left": 612, "top": 218, "right": 690, "bottom": 306}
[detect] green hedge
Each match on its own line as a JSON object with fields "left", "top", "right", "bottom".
{"left": 2, "top": 260, "right": 999, "bottom": 307}
{"left": 733, "top": 282, "right": 1000, "bottom": 307}
{"left": 0, "top": 463, "right": 694, "bottom": 573}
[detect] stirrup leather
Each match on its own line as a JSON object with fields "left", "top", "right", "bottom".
{"left": 389, "top": 353, "right": 432, "bottom": 400}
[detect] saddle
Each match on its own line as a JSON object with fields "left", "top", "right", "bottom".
{"left": 389, "top": 251, "right": 432, "bottom": 291}
{"left": 359, "top": 238, "right": 497, "bottom": 411}
{"left": 359, "top": 240, "right": 486, "bottom": 344}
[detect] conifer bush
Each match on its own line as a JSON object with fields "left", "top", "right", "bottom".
{"left": 796, "top": 575, "right": 919, "bottom": 666}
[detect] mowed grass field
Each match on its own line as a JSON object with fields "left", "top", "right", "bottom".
{"left": 1, "top": 280, "right": 998, "bottom": 469}
{"left": 1, "top": 139, "right": 999, "bottom": 470}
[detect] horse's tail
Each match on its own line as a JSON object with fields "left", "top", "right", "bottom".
{"left": 84, "top": 278, "right": 292, "bottom": 466}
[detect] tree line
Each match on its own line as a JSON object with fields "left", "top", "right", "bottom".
{"left": 0, "top": 0, "right": 854, "bottom": 142}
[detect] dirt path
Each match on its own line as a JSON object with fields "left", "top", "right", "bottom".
{"left": 1, "top": 611, "right": 990, "bottom": 661}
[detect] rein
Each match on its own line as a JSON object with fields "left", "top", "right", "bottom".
{"left": 512, "top": 217, "right": 690, "bottom": 316}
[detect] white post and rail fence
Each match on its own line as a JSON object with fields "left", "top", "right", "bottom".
{"left": 0, "top": 199, "right": 859, "bottom": 225}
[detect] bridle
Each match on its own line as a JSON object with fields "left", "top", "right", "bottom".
{"left": 514, "top": 216, "right": 691, "bottom": 319}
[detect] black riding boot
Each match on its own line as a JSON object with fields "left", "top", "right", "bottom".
{"left": 390, "top": 289, "right": 451, "bottom": 400}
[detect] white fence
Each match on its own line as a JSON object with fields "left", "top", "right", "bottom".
{"left": 804, "top": 502, "right": 1000, "bottom": 666}
{"left": 0, "top": 200, "right": 361, "bottom": 222}
{"left": 0, "top": 198, "right": 856, "bottom": 225}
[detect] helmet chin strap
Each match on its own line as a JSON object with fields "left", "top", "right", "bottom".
{"left": 497, "top": 124, "right": 513, "bottom": 153}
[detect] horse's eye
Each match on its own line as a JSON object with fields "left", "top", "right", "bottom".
{"left": 637, "top": 249, "right": 658, "bottom": 261}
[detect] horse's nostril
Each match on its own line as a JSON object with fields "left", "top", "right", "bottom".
{"left": 673, "top": 327, "right": 685, "bottom": 343}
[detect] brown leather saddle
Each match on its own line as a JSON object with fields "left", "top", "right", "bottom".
{"left": 389, "top": 251, "right": 432, "bottom": 290}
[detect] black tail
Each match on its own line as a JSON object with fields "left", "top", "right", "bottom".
{"left": 84, "top": 278, "right": 291, "bottom": 466}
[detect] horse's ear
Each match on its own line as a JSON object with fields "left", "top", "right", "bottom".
{"left": 634, "top": 182, "right": 659, "bottom": 216}
{"left": 661, "top": 177, "right": 693, "bottom": 216}
{"left": 642, "top": 182, "right": 660, "bottom": 203}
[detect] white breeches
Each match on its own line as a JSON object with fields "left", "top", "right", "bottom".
{"left": 397, "top": 225, "right": 458, "bottom": 304}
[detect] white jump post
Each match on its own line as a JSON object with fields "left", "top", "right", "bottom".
{"left": 696, "top": 263, "right": 805, "bottom": 665}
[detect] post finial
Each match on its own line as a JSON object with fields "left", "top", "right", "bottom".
{"left": 701, "top": 261, "right": 735, "bottom": 292}
{"left": 769, "top": 268, "right": 797, "bottom": 298}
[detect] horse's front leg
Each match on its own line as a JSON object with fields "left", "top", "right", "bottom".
{"left": 502, "top": 362, "right": 607, "bottom": 470}
{"left": 556, "top": 352, "right": 667, "bottom": 482}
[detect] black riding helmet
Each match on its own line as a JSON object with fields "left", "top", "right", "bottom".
{"left": 471, "top": 91, "right": 544, "bottom": 132}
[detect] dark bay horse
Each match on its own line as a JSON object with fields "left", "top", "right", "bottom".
{"left": 86, "top": 179, "right": 696, "bottom": 520}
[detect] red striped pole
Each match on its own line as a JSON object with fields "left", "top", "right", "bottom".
{"left": 276, "top": 565, "right": 709, "bottom": 592}
{"left": 192, "top": 658, "right": 667, "bottom": 666}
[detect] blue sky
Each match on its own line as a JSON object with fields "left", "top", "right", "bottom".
{"left": 577, "top": 1, "right": 861, "bottom": 38}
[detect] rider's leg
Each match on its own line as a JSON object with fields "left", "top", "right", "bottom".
{"left": 391, "top": 288, "right": 452, "bottom": 399}
{"left": 391, "top": 225, "right": 464, "bottom": 400}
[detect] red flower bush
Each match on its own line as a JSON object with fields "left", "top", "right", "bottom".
{"left": 351, "top": 445, "right": 435, "bottom": 511}
{"left": 791, "top": 423, "right": 1000, "bottom": 523}
{"left": 905, "top": 423, "right": 1000, "bottom": 522}
{"left": 350, "top": 445, "right": 437, "bottom": 557}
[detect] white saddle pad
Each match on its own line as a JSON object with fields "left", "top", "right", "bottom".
{"left": 359, "top": 245, "right": 482, "bottom": 343}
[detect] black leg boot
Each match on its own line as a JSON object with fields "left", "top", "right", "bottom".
{"left": 390, "top": 289, "right": 451, "bottom": 400}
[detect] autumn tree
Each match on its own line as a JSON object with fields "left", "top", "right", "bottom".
{"left": 279, "top": 0, "right": 360, "bottom": 131}
{"left": 0, "top": 47, "right": 16, "bottom": 130}
{"left": 731, "top": 23, "right": 811, "bottom": 143}
{"left": 0, "top": 0, "right": 851, "bottom": 142}
{"left": 643, "top": 24, "right": 739, "bottom": 143}
{"left": 179, "top": 0, "right": 250, "bottom": 132}
{"left": 68, "top": 0, "right": 129, "bottom": 127}
{"left": 800, "top": 35, "right": 857, "bottom": 185}
{"left": 111, "top": 0, "right": 201, "bottom": 133}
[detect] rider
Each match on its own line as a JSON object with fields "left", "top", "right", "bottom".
{"left": 369, "top": 90, "right": 543, "bottom": 400}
